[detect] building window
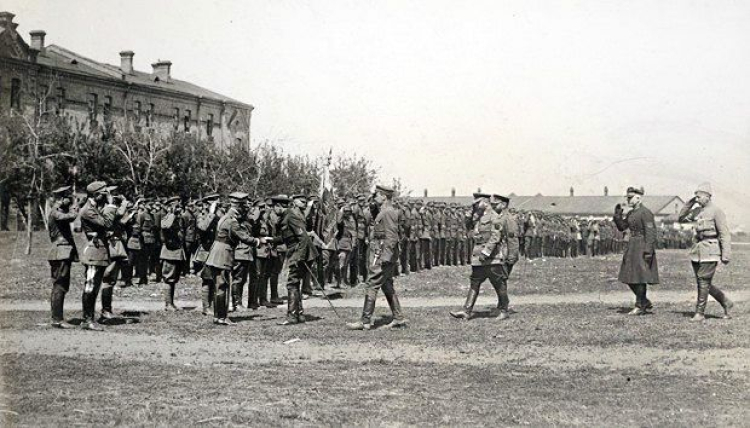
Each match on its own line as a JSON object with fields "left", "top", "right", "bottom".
{"left": 206, "top": 113, "right": 214, "bottom": 137}
{"left": 103, "top": 95, "right": 112, "bottom": 121}
{"left": 10, "top": 78, "right": 21, "bottom": 111}
{"left": 146, "top": 103, "right": 154, "bottom": 126}
{"left": 134, "top": 101, "right": 142, "bottom": 121}
{"left": 184, "top": 109, "right": 191, "bottom": 132}
{"left": 39, "top": 84, "right": 52, "bottom": 114}
{"left": 236, "top": 137, "right": 242, "bottom": 146}
{"left": 173, "top": 107, "right": 179, "bottom": 130}
{"left": 87, "top": 93, "right": 98, "bottom": 121}
{"left": 56, "top": 87, "right": 65, "bottom": 114}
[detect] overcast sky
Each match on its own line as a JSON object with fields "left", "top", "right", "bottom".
{"left": 7, "top": 0, "right": 750, "bottom": 226}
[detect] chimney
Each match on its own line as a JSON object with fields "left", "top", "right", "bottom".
{"left": 29, "top": 30, "right": 46, "bottom": 51}
{"left": 477, "top": 187, "right": 482, "bottom": 193}
{"left": 151, "top": 60, "right": 172, "bottom": 82}
{"left": 451, "top": 187, "right": 456, "bottom": 198}
{"left": 569, "top": 186, "right": 574, "bottom": 197}
{"left": 423, "top": 189, "right": 428, "bottom": 197}
{"left": 604, "top": 186, "right": 609, "bottom": 196}
{"left": 0, "top": 12, "right": 16, "bottom": 30}
{"left": 120, "top": 51, "right": 134, "bottom": 75}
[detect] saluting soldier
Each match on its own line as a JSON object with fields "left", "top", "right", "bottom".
{"left": 46, "top": 186, "right": 80, "bottom": 329}
{"left": 269, "top": 194, "right": 319, "bottom": 325}
{"left": 139, "top": 200, "right": 157, "bottom": 285}
{"left": 450, "top": 192, "right": 511, "bottom": 321}
{"left": 613, "top": 186, "right": 659, "bottom": 315}
{"left": 124, "top": 196, "right": 146, "bottom": 286}
{"left": 346, "top": 185, "right": 408, "bottom": 330}
{"left": 182, "top": 201, "right": 198, "bottom": 275}
{"left": 335, "top": 205, "right": 357, "bottom": 287}
{"left": 160, "top": 196, "right": 186, "bottom": 311}
{"left": 102, "top": 188, "right": 133, "bottom": 291}
{"left": 195, "top": 194, "right": 221, "bottom": 315}
{"left": 205, "top": 192, "right": 263, "bottom": 325}
{"left": 408, "top": 200, "right": 421, "bottom": 272}
{"left": 79, "top": 181, "right": 127, "bottom": 331}
{"left": 677, "top": 183, "right": 733, "bottom": 321}
{"left": 355, "top": 195, "right": 371, "bottom": 283}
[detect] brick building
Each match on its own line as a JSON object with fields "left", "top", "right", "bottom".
{"left": 0, "top": 11, "right": 253, "bottom": 149}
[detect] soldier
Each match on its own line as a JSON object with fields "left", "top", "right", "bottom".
{"left": 205, "top": 192, "right": 263, "bottom": 325}
{"left": 408, "top": 200, "right": 421, "bottom": 272}
{"left": 231, "top": 199, "right": 257, "bottom": 311}
{"left": 195, "top": 194, "right": 221, "bottom": 315}
{"left": 614, "top": 186, "right": 659, "bottom": 315}
{"left": 269, "top": 194, "right": 319, "bottom": 325}
{"left": 124, "top": 196, "right": 147, "bottom": 286}
{"left": 102, "top": 189, "right": 133, "bottom": 291}
{"left": 160, "top": 196, "right": 186, "bottom": 311}
{"left": 346, "top": 185, "right": 408, "bottom": 330}
{"left": 355, "top": 195, "right": 371, "bottom": 283}
{"left": 419, "top": 200, "right": 433, "bottom": 270}
{"left": 264, "top": 196, "right": 287, "bottom": 305}
{"left": 151, "top": 199, "right": 164, "bottom": 282}
{"left": 79, "top": 181, "right": 127, "bottom": 331}
{"left": 46, "top": 186, "right": 80, "bottom": 329}
{"left": 678, "top": 183, "right": 733, "bottom": 321}
{"left": 182, "top": 201, "right": 198, "bottom": 275}
{"left": 398, "top": 199, "right": 411, "bottom": 275}
{"left": 139, "top": 200, "right": 157, "bottom": 285}
{"left": 450, "top": 192, "right": 514, "bottom": 321}
{"left": 335, "top": 205, "right": 357, "bottom": 287}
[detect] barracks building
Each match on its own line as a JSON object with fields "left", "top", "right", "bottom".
{"left": 0, "top": 11, "right": 253, "bottom": 149}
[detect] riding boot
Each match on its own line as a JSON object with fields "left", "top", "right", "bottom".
{"left": 692, "top": 279, "right": 710, "bottom": 322}
{"left": 100, "top": 286, "right": 114, "bottom": 319}
{"left": 279, "top": 289, "right": 299, "bottom": 325}
{"left": 297, "top": 288, "right": 306, "bottom": 323}
{"left": 384, "top": 293, "right": 407, "bottom": 328}
{"left": 201, "top": 282, "right": 212, "bottom": 315}
{"left": 450, "top": 284, "right": 479, "bottom": 320}
{"left": 709, "top": 285, "right": 732, "bottom": 318}
{"left": 50, "top": 285, "right": 66, "bottom": 323}
{"left": 347, "top": 292, "right": 377, "bottom": 330}
{"left": 491, "top": 278, "right": 510, "bottom": 317}
{"left": 626, "top": 284, "right": 645, "bottom": 315}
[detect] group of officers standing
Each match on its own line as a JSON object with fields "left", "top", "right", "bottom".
{"left": 45, "top": 179, "right": 734, "bottom": 331}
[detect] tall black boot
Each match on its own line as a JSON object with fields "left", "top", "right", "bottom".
{"left": 100, "top": 286, "right": 114, "bottom": 320}
{"left": 450, "top": 284, "right": 479, "bottom": 320}
{"left": 279, "top": 289, "right": 299, "bottom": 325}
{"left": 692, "top": 279, "right": 710, "bottom": 322}
{"left": 626, "top": 284, "right": 645, "bottom": 315}
{"left": 709, "top": 284, "right": 733, "bottom": 319}
{"left": 384, "top": 293, "right": 407, "bottom": 328}
{"left": 50, "top": 284, "right": 71, "bottom": 328}
{"left": 347, "top": 292, "right": 377, "bottom": 330}
{"left": 491, "top": 278, "right": 510, "bottom": 320}
{"left": 164, "top": 283, "right": 177, "bottom": 311}
{"left": 201, "top": 280, "right": 213, "bottom": 315}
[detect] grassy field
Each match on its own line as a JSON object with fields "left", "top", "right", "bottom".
{"left": 1, "top": 232, "right": 749, "bottom": 427}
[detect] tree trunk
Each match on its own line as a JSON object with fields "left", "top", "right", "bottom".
{"left": 25, "top": 198, "right": 33, "bottom": 255}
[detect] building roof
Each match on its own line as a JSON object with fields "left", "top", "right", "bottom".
{"left": 409, "top": 195, "right": 684, "bottom": 217}
{"left": 35, "top": 44, "right": 252, "bottom": 109}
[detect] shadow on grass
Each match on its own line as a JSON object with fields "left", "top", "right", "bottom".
{"left": 670, "top": 310, "right": 723, "bottom": 319}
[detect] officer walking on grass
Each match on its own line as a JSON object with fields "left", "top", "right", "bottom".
{"left": 346, "top": 185, "right": 408, "bottom": 330}
{"left": 46, "top": 186, "right": 80, "bottom": 329}
{"left": 678, "top": 182, "right": 734, "bottom": 321}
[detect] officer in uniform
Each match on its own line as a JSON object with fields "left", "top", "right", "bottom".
{"left": 678, "top": 183, "right": 733, "bottom": 321}
{"left": 269, "top": 194, "right": 319, "bottom": 325}
{"left": 205, "top": 192, "right": 263, "bottom": 325}
{"left": 79, "top": 181, "right": 127, "bottom": 331}
{"left": 450, "top": 192, "right": 512, "bottom": 321}
{"left": 160, "top": 196, "right": 186, "bottom": 311}
{"left": 182, "top": 201, "right": 198, "bottom": 275}
{"left": 102, "top": 188, "right": 132, "bottom": 291}
{"left": 195, "top": 194, "right": 221, "bottom": 315}
{"left": 124, "top": 196, "right": 146, "bottom": 286}
{"left": 47, "top": 186, "right": 80, "bottom": 329}
{"left": 335, "top": 205, "right": 357, "bottom": 287}
{"left": 346, "top": 185, "right": 408, "bottom": 330}
{"left": 139, "top": 200, "right": 157, "bottom": 285}
{"left": 613, "top": 186, "right": 659, "bottom": 315}
{"left": 408, "top": 200, "right": 421, "bottom": 272}
{"left": 419, "top": 200, "right": 432, "bottom": 270}
{"left": 256, "top": 195, "right": 285, "bottom": 306}
{"left": 356, "top": 194, "right": 371, "bottom": 283}
{"left": 231, "top": 198, "right": 257, "bottom": 311}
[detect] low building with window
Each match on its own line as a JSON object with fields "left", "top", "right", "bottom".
{"left": 0, "top": 11, "right": 253, "bottom": 149}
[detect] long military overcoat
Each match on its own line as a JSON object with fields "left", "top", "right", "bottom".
{"left": 614, "top": 205, "right": 659, "bottom": 284}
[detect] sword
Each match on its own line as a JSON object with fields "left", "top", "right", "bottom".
{"left": 302, "top": 261, "right": 343, "bottom": 320}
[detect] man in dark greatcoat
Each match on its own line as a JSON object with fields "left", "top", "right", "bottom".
{"left": 613, "top": 186, "right": 659, "bottom": 315}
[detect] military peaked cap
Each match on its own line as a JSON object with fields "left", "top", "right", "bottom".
{"left": 51, "top": 186, "right": 72, "bottom": 196}
{"left": 492, "top": 194, "right": 510, "bottom": 204}
{"left": 272, "top": 194, "right": 291, "bottom": 204}
{"left": 86, "top": 181, "right": 107, "bottom": 194}
{"left": 626, "top": 186, "right": 644, "bottom": 196}
{"left": 473, "top": 192, "right": 491, "bottom": 201}
{"left": 166, "top": 196, "right": 181, "bottom": 204}
{"left": 375, "top": 185, "right": 394, "bottom": 195}
{"left": 229, "top": 192, "right": 249, "bottom": 202}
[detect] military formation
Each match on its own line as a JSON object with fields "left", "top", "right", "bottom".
{"left": 45, "top": 180, "right": 734, "bottom": 331}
